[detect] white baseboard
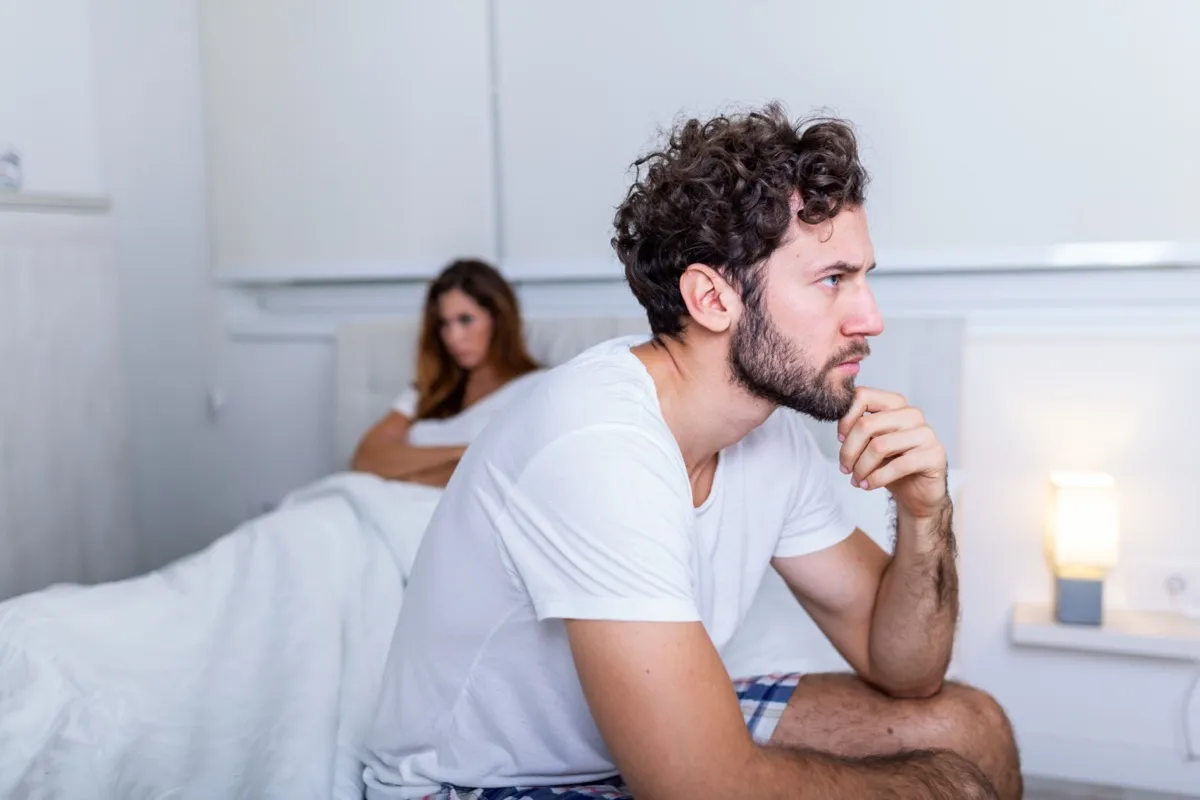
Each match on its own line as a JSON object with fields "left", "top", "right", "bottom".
{"left": 1019, "top": 732, "right": 1200, "bottom": 796}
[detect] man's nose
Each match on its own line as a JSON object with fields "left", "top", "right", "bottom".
{"left": 845, "top": 285, "right": 885, "bottom": 338}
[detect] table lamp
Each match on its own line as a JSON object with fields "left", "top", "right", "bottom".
{"left": 1045, "top": 472, "right": 1119, "bottom": 626}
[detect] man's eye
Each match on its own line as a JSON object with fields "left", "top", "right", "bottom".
{"left": 821, "top": 274, "right": 841, "bottom": 287}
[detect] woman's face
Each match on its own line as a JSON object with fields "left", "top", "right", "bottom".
{"left": 437, "top": 288, "right": 494, "bottom": 371}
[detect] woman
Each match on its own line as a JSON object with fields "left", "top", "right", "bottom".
{"left": 351, "top": 259, "right": 541, "bottom": 487}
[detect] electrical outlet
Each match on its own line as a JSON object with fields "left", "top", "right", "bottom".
{"left": 1113, "top": 558, "right": 1200, "bottom": 616}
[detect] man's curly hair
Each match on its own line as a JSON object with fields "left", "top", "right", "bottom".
{"left": 611, "top": 102, "right": 869, "bottom": 337}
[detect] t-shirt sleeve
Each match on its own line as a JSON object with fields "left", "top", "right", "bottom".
{"left": 391, "top": 387, "right": 418, "bottom": 418}
{"left": 773, "top": 417, "right": 856, "bottom": 559}
{"left": 495, "top": 425, "right": 701, "bottom": 624}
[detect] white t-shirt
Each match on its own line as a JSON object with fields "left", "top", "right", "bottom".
{"left": 391, "top": 371, "right": 543, "bottom": 447}
{"left": 363, "top": 336, "right": 854, "bottom": 798}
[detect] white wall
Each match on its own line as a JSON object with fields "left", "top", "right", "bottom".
{"left": 0, "top": 0, "right": 104, "bottom": 194}
{"left": 495, "top": 0, "right": 1200, "bottom": 271}
{"left": 90, "top": 0, "right": 236, "bottom": 572}
{"left": 197, "top": 0, "right": 1200, "bottom": 282}
{"left": 0, "top": 0, "right": 135, "bottom": 599}
{"left": 199, "top": 0, "right": 497, "bottom": 280}
{"left": 0, "top": 211, "right": 134, "bottom": 601}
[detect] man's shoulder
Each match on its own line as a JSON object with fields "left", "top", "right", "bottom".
{"left": 465, "top": 336, "right": 675, "bottom": 472}
{"left": 516, "top": 337, "right": 663, "bottom": 427}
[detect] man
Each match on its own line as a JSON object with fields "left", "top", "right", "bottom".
{"left": 364, "top": 103, "right": 1021, "bottom": 800}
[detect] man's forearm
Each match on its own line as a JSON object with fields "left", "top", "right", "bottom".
{"left": 745, "top": 745, "right": 995, "bottom": 800}
{"left": 867, "top": 496, "right": 958, "bottom": 696}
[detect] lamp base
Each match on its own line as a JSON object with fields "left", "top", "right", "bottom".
{"left": 1054, "top": 576, "right": 1104, "bottom": 626}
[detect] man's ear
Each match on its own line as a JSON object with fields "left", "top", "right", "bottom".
{"left": 679, "top": 264, "right": 740, "bottom": 334}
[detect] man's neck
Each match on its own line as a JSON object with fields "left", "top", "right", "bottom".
{"left": 632, "top": 335, "right": 774, "bottom": 475}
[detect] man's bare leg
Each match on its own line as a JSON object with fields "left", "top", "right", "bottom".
{"left": 769, "top": 674, "right": 1022, "bottom": 799}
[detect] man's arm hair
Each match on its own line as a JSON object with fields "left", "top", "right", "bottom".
{"left": 564, "top": 619, "right": 994, "bottom": 800}
{"left": 868, "top": 497, "right": 958, "bottom": 692}
{"left": 773, "top": 501, "right": 957, "bottom": 700}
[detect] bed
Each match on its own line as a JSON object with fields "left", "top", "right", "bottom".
{"left": 333, "top": 312, "right": 967, "bottom": 679}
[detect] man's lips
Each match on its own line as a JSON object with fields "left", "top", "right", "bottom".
{"left": 834, "top": 355, "right": 864, "bottom": 374}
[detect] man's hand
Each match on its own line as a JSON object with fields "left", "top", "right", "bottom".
{"left": 836, "top": 387, "right": 948, "bottom": 520}
{"left": 809, "top": 386, "right": 960, "bottom": 697}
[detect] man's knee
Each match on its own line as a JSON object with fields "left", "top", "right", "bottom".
{"left": 929, "top": 683, "right": 1022, "bottom": 800}
{"left": 934, "top": 682, "right": 1016, "bottom": 746}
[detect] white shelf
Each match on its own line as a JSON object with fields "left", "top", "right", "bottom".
{"left": 1011, "top": 603, "right": 1200, "bottom": 661}
{"left": 0, "top": 190, "right": 111, "bottom": 214}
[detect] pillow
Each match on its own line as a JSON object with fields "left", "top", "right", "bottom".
{"left": 720, "top": 460, "right": 966, "bottom": 680}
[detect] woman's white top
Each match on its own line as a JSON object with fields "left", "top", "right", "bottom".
{"left": 391, "top": 371, "right": 543, "bottom": 447}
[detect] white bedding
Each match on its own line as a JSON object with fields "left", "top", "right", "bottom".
{"left": 0, "top": 473, "right": 440, "bottom": 800}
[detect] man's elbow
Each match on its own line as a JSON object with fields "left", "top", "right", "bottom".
{"left": 864, "top": 666, "right": 946, "bottom": 699}
{"left": 884, "top": 676, "right": 945, "bottom": 700}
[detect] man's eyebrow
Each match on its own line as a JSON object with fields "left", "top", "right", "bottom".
{"left": 816, "top": 261, "right": 876, "bottom": 276}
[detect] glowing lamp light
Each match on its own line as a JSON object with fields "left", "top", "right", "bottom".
{"left": 1045, "top": 472, "right": 1119, "bottom": 626}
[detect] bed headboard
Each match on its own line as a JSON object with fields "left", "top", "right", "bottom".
{"left": 332, "top": 314, "right": 965, "bottom": 471}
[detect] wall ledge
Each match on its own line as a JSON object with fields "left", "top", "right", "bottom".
{"left": 0, "top": 191, "right": 112, "bottom": 214}
{"left": 212, "top": 241, "right": 1200, "bottom": 286}
{"left": 1011, "top": 602, "right": 1200, "bottom": 661}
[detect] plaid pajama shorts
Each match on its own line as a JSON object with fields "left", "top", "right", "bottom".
{"left": 428, "top": 673, "right": 801, "bottom": 800}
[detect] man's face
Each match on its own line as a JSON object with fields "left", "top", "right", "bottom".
{"left": 728, "top": 205, "right": 883, "bottom": 421}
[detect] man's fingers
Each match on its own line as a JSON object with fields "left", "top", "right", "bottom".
{"left": 847, "top": 428, "right": 928, "bottom": 485}
{"left": 837, "top": 387, "right": 908, "bottom": 442}
{"left": 860, "top": 446, "right": 944, "bottom": 491}
{"left": 838, "top": 407, "right": 927, "bottom": 475}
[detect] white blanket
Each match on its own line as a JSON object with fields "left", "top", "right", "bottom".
{"left": 0, "top": 472, "right": 440, "bottom": 800}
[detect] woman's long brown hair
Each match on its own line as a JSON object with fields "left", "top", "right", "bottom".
{"left": 414, "top": 259, "right": 539, "bottom": 420}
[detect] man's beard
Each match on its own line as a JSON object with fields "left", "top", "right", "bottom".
{"left": 728, "top": 297, "right": 868, "bottom": 422}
